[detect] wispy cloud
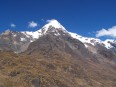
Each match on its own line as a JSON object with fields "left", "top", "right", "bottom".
{"left": 11, "top": 23, "right": 16, "bottom": 28}
{"left": 96, "top": 26, "right": 116, "bottom": 38}
{"left": 46, "top": 19, "right": 56, "bottom": 23}
{"left": 28, "top": 21, "right": 38, "bottom": 28}
{"left": 41, "top": 19, "right": 45, "bottom": 21}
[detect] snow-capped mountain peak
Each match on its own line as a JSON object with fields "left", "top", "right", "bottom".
{"left": 11, "top": 19, "right": 116, "bottom": 51}
{"left": 39, "top": 19, "right": 67, "bottom": 34}
{"left": 21, "top": 19, "right": 67, "bottom": 40}
{"left": 43, "top": 19, "right": 66, "bottom": 30}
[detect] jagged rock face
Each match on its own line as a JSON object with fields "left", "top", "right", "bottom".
{"left": 26, "top": 31, "right": 89, "bottom": 59}
{"left": 0, "top": 30, "right": 32, "bottom": 53}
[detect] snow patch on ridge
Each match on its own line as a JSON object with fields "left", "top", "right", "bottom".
{"left": 20, "top": 38, "right": 26, "bottom": 41}
{"left": 69, "top": 32, "right": 101, "bottom": 45}
{"left": 69, "top": 32, "right": 115, "bottom": 49}
{"left": 103, "top": 39, "right": 114, "bottom": 49}
{"left": 22, "top": 31, "right": 40, "bottom": 39}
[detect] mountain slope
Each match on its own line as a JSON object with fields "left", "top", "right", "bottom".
{"left": 23, "top": 19, "right": 116, "bottom": 87}
{"left": 0, "top": 49, "right": 116, "bottom": 87}
{"left": 0, "top": 19, "right": 116, "bottom": 87}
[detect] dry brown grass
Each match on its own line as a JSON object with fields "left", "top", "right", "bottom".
{"left": 0, "top": 51, "right": 115, "bottom": 87}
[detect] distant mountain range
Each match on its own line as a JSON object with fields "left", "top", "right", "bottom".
{"left": 0, "top": 19, "right": 116, "bottom": 53}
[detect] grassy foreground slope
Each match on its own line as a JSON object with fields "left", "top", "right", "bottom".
{"left": 0, "top": 51, "right": 116, "bottom": 87}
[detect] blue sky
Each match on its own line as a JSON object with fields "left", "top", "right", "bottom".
{"left": 0, "top": 0, "right": 116, "bottom": 39}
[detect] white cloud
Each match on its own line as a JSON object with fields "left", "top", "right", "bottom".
{"left": 96, "top": 26, "right": 116, "bottom": 38}
{"left": 11, "top": 23, "right": 16, "bottom": 28}
{"left": 28, "top": 21, "right": 38, "bottom": 28}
